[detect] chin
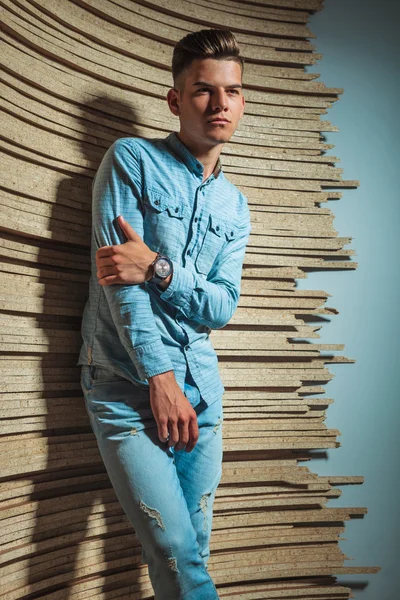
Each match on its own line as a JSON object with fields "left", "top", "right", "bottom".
{"left": 208, "top": 132, "right": 232, "bottom": 144}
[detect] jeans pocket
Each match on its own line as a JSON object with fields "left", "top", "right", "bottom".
{"left": 91, "top": 366, "right": 128, "bottom": 385}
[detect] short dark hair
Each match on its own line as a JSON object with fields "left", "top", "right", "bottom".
{"left": 172, "top": 29, "right": 244, "bottom": 88}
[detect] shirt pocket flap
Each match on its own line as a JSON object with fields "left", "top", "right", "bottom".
{"left": 146, "top": 187, "right": 170, "bottom": 211}
{"left": 209, "top": 213, "right": 224, "bottom": 236}
{"left": 224, "top": 224, "right": 239, "bottom": 242}
{"left": 166, "top": 203, "right": 185, "bottom": 218}
{"left": 146, "top": 188, "right": 185, "bottom": 218}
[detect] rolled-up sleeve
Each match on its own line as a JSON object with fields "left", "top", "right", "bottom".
{"left": 92, "top": 138, "right": 174, "bottom": 379}
{"left": 157, "top": 219, "right": 251, "bottom": 329}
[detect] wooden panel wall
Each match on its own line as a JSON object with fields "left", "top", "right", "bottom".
{"left": 1, "top": 0, "right": 380, "bottom": 598}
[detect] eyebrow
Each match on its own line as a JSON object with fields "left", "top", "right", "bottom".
{"left": 192, "top": 81, "right": 243, "bottom": 89}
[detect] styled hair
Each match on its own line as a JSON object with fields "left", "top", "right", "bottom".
{"left": 172, "top": 29, "right": 244, "bottom": 88}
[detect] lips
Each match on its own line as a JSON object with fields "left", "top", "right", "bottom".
{"left": 208, "top": 118, "right": 230, "bottom": 123}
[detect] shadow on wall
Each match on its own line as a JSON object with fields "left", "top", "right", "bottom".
{"left": 26, "top": 96, "right": 156, "bottom": 599}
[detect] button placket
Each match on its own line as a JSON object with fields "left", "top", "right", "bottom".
{"left": 184, "top": 186, "right": 206, "bottom": 263}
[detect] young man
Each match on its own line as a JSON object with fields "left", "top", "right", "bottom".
{"left": 78, "top": 29, "right": 251, "bottom": 599}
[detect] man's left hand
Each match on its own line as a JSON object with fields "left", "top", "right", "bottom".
{"left": 96, "top": 216, "right": 157, "bottom": 286}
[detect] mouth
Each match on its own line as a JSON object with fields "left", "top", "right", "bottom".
{"left": 207, "top": 118, "right": 230, "bottom": 124}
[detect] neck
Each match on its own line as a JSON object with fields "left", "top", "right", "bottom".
{"left": 176, "top": 131, "right": 222, "bottom": 181}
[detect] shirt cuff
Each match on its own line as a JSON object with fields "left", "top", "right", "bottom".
{"left": 159, "top": 260, "right": 194, "bottom": 310}
{"left": 128, "top": 339, "right": 174, "bottom": 380}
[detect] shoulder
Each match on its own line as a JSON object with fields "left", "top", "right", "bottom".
{"left": 108, "top": 136, "right": 163, "bottom": 157}
{"left": 108, "top": 136, "right": 142, "bottom": 158}
{"left": 111, "top": 136, "right": 173, "bottom": 167}
{"left": 104, "top": 137, "right": 169, "bottom": 177}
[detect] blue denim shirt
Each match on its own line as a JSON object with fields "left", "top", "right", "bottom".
{"left": 77, "top": 132, "right": 252, "bottom": 405}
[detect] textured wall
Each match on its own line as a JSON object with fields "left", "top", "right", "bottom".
{"left": 1, "top": 0, "right": 380, "bottom": 598}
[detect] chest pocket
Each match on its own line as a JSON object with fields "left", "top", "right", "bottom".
{"left": 143, "top": 187, "right": 187, "bottom": 251}
{"left": 195, "top": 214, "right": 234, "bottom": 275}
{"left": 145, "top": 187, "right": 186, "bottom": 218}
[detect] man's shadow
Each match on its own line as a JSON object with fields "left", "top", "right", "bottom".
{"left": 25, "top": 96, "right": 156, "bottom": 599}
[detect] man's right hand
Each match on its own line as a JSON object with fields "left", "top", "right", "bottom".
{"left": 148, "top": 371, "right": 199, "bottom": 452}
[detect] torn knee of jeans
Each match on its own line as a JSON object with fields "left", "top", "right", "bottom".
{"left": 213, "top": 417, "right": 222, "bottom": 433}
{"left": 199, "top": 492, "right": 212, "bottom": 531}
{"left": 130, "top": 427, "right": 138, "bottom": 435}
{"left": 166, "top": 555, "right": 179, "bottom": 572}
{"left": 139, "top": 500, "right": 166, "bottom": 531}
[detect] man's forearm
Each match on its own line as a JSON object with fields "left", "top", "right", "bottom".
{"left": 151, "top": 261, "right": 238, "bottom": 329}
{"left": 156, "top": 261, "right": 238, "bottom": 329}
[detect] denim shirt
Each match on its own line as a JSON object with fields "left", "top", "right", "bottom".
{"left": 77, "top": 132, "right": 252, "bottom": 405}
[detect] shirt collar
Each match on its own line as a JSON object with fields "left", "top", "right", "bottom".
{"left": 164, "top": 132, "right": 222, "bottom": 180}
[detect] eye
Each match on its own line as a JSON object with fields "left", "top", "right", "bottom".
{"left": 227, "top": 89, "right": 239, "bottom": 94}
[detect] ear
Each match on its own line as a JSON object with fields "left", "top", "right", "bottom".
{"left": 167, "top": 87, "right": 181, "bottom": 117}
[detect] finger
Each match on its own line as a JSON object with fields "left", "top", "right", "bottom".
{"left": 167, "top": 419, "right": 180, "bottom": 448}
{"left": 98, "top": 275, "right": 120, "bottom": 286}
{"left": 97, "top": 266, "right": 118, "bottom": 279}
{"left": 175, "top": 420, "right": 190, "bottom": 451}
{"left": 118, "top": 215, "right": 142, "bottom": 242}
{"left": 156, "top": 417, "right": 169, "bottom": 444}
{"left": 96, "top": 246, "right": 116, "bottom": 259}
{"left": 96, "top": 253, "right": 117, "bottom": 270}
{"left": 185, "top": 415, "right": 199, "bottom": 453}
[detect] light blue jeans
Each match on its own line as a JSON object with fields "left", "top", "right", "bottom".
{"left": 80, "top": 364, "right": 223, "bottom": 599}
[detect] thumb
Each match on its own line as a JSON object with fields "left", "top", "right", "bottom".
{"left": 117, "top": 215, "right": 140, "bottom": 241}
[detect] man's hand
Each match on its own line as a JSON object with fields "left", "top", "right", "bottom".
{"left": 96, "top": 215, "right": 157, "bottom": 286}
{"left": 148, "top": 371, "right": 199, "bottom": 452}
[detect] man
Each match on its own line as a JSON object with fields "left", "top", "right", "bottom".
{"left": 78, "top": 28, "right": 251, "bottom": 600}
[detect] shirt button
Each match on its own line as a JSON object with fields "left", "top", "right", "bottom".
{"left": 187, "top": 249, "right": 191, "bottom": 255}
{"left": 185, "top": 345, "right": 190, "bottom": 351}
{"left": 194, "top": 217, "right": 198, "bottom": 222}
{"left": 175, "top": 207, "right": 179, "bottom": 212}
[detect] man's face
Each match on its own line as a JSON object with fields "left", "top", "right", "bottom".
{"left": 167, "top": 58, "right": 245, "bottom": 149}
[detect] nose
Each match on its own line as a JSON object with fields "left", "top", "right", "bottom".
{"left": 211, "top": 89, "right": 227, "bottom": 112}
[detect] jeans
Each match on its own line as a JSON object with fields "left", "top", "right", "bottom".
{"left": 80, "top": 364, "right": 223, "bottom": 599}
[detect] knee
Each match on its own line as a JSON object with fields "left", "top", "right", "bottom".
{"left": 138, "top": 506, "right": 199, "bottom": 564}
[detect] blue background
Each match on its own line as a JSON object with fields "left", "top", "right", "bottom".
{"left": 296, "top": 0, "right": 400, "bottom": 597}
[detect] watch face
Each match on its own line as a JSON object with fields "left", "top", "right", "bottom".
{"left": 155, "top": 257, "right": 171, "bottom": 277}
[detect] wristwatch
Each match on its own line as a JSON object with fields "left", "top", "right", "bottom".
{"left": 148, "top": 252, "right": 173, "bottom": 284}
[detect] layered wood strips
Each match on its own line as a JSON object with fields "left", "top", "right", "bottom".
{"left": 0, "top": 0, "right": 380, "bottom": 598}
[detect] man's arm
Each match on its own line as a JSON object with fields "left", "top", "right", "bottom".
{"left": 155, "top": 220, "right": 251, "bottom": 329}
{"left": 92, "top": 138, "right": 174, "bottom": 379}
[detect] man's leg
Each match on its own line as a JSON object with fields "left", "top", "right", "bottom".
{"left": 174, "top": 371, "right": 224, "bottom": 569}
{"left": 80, "top": 365, "right": 219, "bottom": 600}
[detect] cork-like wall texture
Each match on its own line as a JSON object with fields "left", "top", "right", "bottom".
{"left": 1, "top": 0, "right": 381, "bottom": 598}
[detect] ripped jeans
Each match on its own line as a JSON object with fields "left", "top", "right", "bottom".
{"left": 80, "top": 364, "right": 223, "bottom": 600}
